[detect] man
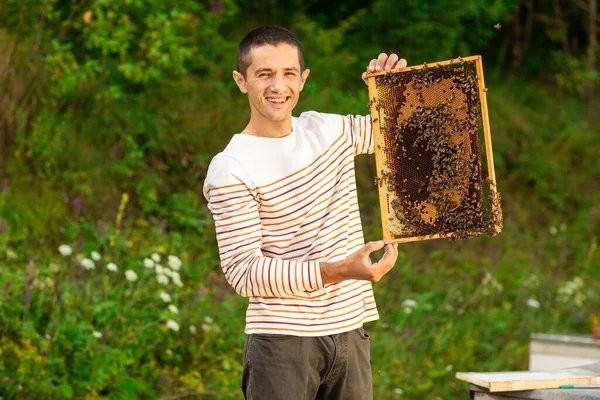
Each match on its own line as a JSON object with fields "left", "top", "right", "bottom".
{"left": 203, "top": 25, "right": 406, "bottom": 400}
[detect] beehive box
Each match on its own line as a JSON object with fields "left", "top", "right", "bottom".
{"left": 366, "top": 56, "right": 502, "bottom": 243}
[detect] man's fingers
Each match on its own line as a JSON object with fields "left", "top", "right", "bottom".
{"left": 375, "top": 53, "right": 388, "bottom": 71}
{"left": 384, "top": 53, "right": 399, "bottom": 70}
{"left": 368, "top": 59, "right": 377, "bottom": 72}
{"left": 363, "top": 240, "right": 385, "bottom": 254}
{"left": 381, "top": 244, "right": 398, "bottom": 264}
{"left": 396, "top": 58, "right": 407, "bottom": 68}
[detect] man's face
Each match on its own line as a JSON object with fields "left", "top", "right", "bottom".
{"left": 233, "top": 43, "right": 310, "bottom": 124}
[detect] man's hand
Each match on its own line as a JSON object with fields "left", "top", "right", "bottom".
{"left": 361, "top": 53, "right": 407, "bottom": 85}
{"left": 320, "top": 241, "right": 399, "bottom": 285}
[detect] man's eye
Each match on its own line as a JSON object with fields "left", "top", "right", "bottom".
{"left": 258, "top": 73, "right": 270, "bottom": 78}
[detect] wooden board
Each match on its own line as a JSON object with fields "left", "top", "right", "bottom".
{"left": 456, "top": 362, "right": 600, "bottom": 392}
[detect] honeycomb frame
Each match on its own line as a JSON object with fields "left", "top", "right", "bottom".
{"left": 367, "top": 55, "right": 502, "bottom": 243}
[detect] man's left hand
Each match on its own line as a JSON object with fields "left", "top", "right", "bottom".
{"left": 362, "top": 53, "right": 407, "bottom": 85}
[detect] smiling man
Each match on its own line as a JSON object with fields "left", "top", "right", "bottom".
{"left": 203, "top": 25, "right": 405, "bottom": 400}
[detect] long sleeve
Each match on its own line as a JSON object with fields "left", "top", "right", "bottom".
{"left": 203, "top": 154, "right": 324, "bottom": 298}
{"left": 343, "top": 114, "right": 373, "bottom": 155}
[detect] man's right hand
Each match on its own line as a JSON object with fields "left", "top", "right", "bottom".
{"left": 320, "top": 241, "right": 399, "bottom": 285}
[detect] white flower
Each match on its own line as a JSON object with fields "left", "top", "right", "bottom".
{"left": 159, "top": 292, "right": 171, "bottom": 303}
{"left": 155, "top": 265, "right": 165, "bottom": 275}
{"left": 157, "top": 274, "right": 169, "bottom": 285}
{"left": 58, "top": 244, "right": 72, "bottom": 256}
{"left": 549, "top": 225, "right": 558, "bottom": 235}
{"left": 168, "top": 255, "right": 182, "bottom": 271}
{"left": 106, "top": 262, "right": 118, "bottom": 272}
{"left": 143, "top": 258, "right": 154, "bottom": 268}
{"left": 151, "top": 253, "right": 161, "bottom": 263}
{"left": 125, "top": 269, "right": 138, "bottom": 282}
{"left": 189, "top": 325, "right": 197, "bottom": 334}
{"left": 166, "top": 319, "right": 180, "bottom": 332}
{"left": 165, "top": 349, "right": 174, "bottom": 356}
{"left": 204, "top": 316, "right": 214, "bottom": 324}
{"left": 91, "top": 251, "right": 101, "bottom": 261}
{"left": 172, "top": 277, "right": 183, "bottom": 287}
{"left": 81, "top": 258, "right": 95, "bottom": 270}
{"left": 526, "top": 298, "right": 541, "bottom": 309}
{"left": 162, "top": 268, "right": 173, "bottom": 277}
{"left": 6, "top": 249, "right": 17, "bottom": 260}
{"left": 49, "top": 263, "right": 60, "bottom": 273}
{"left": 402, "top": 299, "right": 418, "bottom": 308}
{"left": 393, "top": 388, "right": 404, "bottom": 396}
{"left": 168, "top": 304, "right": 179, "bottom": 314}
{"left": 92, "top": 331, "right": 102, "bottom": 338}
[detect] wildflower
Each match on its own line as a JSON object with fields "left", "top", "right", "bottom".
{"left": 125, "top": 270, "right": 138, "bottom": 282}
{"left": 168, "top": 255, "right": 182, "bottom": 271}
{"left": 157, "top": 274, "right": 169, "bottom": 285}
{"left": 166, "top": 319, "right": 180, "bottom": 332}
{"left": 190, "top": 325, "right": 197, "bottom": 334}
{"left": 204, "top": 316, "right": 214, "bottom": 324}
{"left": 171, "top": 271, "right": 183, "bottom": 287}
{"left": 526, "top": 298, "right": 541, "bottom": 309}
{"left": 172, "top": 277, "right": 183, "bottom": 287}
{"left": 91, "top": 251, "right": 101, "bottom": 261}
{"left": 151, "top": 253, "right": 161, "bottom": 263}
{"left": 92, "top": 331, "right": 102, "bottom": 338}
{"left": 163, "top": 268, "right": 173, "bottom": 277}
{"left": 522, "top": 274, "right": 540, "bottom": 289}
{"left": 165, "top": 349, "right": 174, "bottom": 356}
{"left": 49, "top": 263, "right": 60, "bottom": 273}
{"left": 58, "top": 245, "right": 72, "bottom": 256}
{"left": 393, "top": 388, "right": 404, "bottom": 396}
{"left": 558, "top": 277, "right": 586, "bottom": 306}
{"left": 81, "top": 258, "right": 95, "bottom": 270}
{"left": 401, "top": 298, "right": 418, "bottom": 313}
{"left": 159, "top": 292, "right": 171, "bottom": 303}
{"left": 482, "top": 271, "right": 503, "bottom": 292}
{"left": 6, "top": 249, "right": 17, "bottom": 260}
{"left": 549, "top": 226, "right": 558, "bottom": 235}
{"left": 106, "top": 262, "right": 118, "bottom": 272}
{"left": 559, "top": 223, "right": 567, "bottom": 232}
{"left": 143, "top": 258, "right": 154, "bottom": 268}
{"left": 155, "top": 265, "right": 165, "bottom": 275}
{"left": 45, "top": 277, "right": 55, "bottom": 288}
{"left": 445, "top": 364, "right": 454, "bottom": 372}
{"left": 168, "top": 304, "right": 179, "bottom": 314}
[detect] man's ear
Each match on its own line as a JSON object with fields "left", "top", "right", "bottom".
{"left": 232, "top": 70, "right": 247, "bottom": 94}
{"left": 299, "top": 68, "right": 310, "bottom": 91}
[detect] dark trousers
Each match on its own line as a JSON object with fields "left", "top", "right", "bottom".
{"left": 242, "top": 327, "right": 372, "bottom": 400}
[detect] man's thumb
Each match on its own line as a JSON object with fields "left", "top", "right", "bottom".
{"left": 365, "top": 240, "right": 385, "bottom": 253}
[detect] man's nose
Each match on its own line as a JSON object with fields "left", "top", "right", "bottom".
{"left": 270, "top": 74, "right": 286, "bottom": 93}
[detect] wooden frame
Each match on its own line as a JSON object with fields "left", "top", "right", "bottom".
{"left": 366, "top": 55, "right": 501, "bottom": 244}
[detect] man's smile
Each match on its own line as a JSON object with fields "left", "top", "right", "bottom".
{"left": 266, "top": 96, "right": 290, "bottom": 104}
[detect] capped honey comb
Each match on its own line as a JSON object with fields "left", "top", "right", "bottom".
{"left": 367, "top": 56, "right": 502, "bottom": 243}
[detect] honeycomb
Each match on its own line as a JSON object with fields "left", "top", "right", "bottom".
{"left": 367, "top": 56, "right": 503, "bottom": 243}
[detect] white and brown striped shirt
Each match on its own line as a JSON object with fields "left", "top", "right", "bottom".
{"left": 203, "top": 111, "right": 377, "bottom": 336}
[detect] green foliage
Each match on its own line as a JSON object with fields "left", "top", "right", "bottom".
{"left": 1, "top": 0, "right": 599, "bottom": 398}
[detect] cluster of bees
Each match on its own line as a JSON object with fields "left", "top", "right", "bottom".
{"left": 373, "top": 60, "right": 503, "bottom": 240}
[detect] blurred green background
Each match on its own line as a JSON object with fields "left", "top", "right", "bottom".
{"left": 0, "top": 0, "right": 599, "bottom": 399}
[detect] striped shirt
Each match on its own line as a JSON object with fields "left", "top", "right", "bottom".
{"left": 203, "top": 111, "right": 378, "bottom": 336}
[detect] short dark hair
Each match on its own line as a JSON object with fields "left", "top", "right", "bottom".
{"left": 236, "top": 25, "right": 304, "bottom": 77}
